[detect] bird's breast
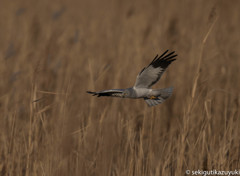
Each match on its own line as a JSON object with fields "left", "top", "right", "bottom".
{"left": 134, "top": 88, "right": 151, "bottom": 98}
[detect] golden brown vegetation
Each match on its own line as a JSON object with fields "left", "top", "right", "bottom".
{"left": 0, "top": 0, "right": 240, "bottom": 175}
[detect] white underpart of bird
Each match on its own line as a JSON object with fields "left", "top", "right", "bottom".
{"left": 87, "top": 50, "right": 177, "bottom": 107}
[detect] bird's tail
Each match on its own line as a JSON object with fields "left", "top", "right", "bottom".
{"left": 144, "top": 87, "right": 174, "bottom": 107}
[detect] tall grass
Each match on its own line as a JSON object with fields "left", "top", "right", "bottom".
{"left": 0, "top": 0, "right": 240, "bottom": 175}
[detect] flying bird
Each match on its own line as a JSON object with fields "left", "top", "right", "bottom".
{"left": 87, "top": 50, "right": 177, "bottom": 107}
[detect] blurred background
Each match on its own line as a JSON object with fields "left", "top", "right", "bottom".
{"left": 0, "top": 0, "right": 239, "bottom": 175}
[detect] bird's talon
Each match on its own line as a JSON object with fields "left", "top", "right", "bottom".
{"left": 150, "top": 96, "right": 157, "bottom": 99}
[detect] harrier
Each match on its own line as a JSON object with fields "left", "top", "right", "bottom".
{"left": 87, "top": 50, "right": 177, "bottom": 107}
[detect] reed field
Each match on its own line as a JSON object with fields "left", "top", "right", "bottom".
{"left": 0, "top": 0, "right": 240, "bottom": 175}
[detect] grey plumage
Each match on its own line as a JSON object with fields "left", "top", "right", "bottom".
{"left": 144, "top": 87, "right": 174, "bottom": 107}
{"left": 87, "top": 50, "right": 177, "bottom": 107}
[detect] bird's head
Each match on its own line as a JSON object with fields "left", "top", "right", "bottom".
{"left": 122, "top": 89, "right": 131, "bottom": 98}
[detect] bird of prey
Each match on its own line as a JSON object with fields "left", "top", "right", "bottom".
{"left": 87, "top": 50, "right": 177, "bottom": 107}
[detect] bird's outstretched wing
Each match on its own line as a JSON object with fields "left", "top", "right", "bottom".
{"left": 134, "top": 50, "right": 177, "bottom": 88}
{"left": 86, "top": 89, "right": 124, "bottom": 97}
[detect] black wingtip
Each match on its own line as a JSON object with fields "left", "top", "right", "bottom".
{"left": 160, "top": 50, "right": 169, "bottom": 58}
{"left": 150, "top": 50, "right": 177, "bottom": 68}
{"left": 161, "top": 51, "right": 176, "bottom": 60}
{"left": 86, "top": 91, "right": 98, "bottom": 96}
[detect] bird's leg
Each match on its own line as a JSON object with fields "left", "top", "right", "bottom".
{"left": 150, "top": 96, "right": 157, "bottom": 99}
